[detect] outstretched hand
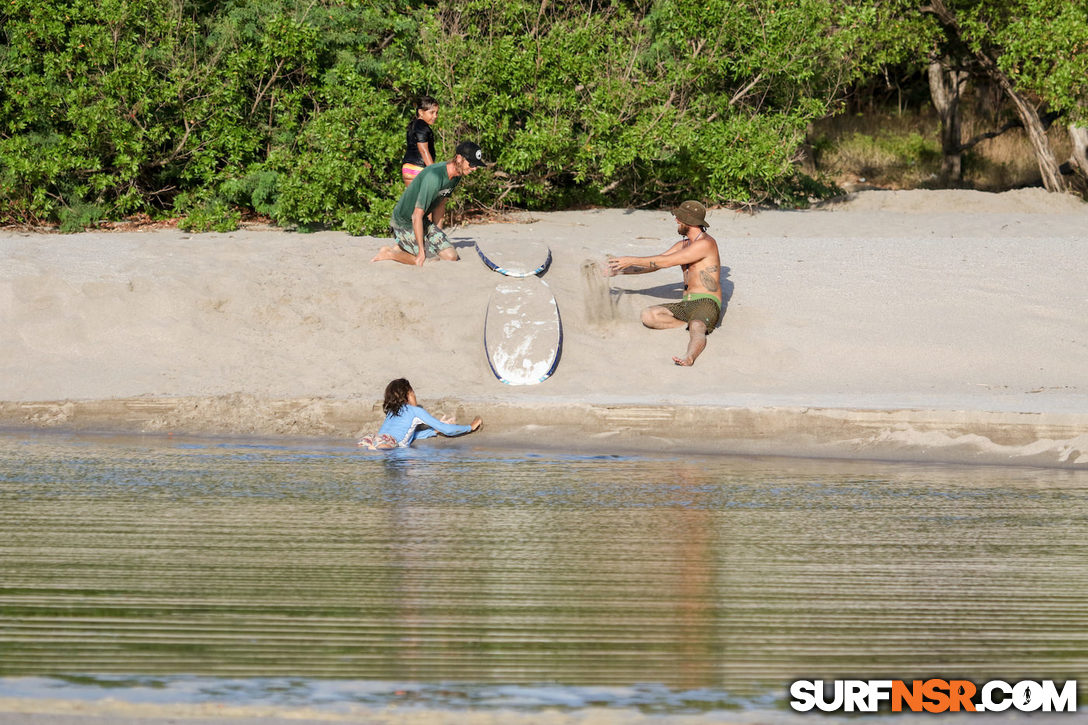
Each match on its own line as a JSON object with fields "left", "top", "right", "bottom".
{"left": 470, "top": 416, "right": 483, "bottom": 431}
{"left": 605, "top": 256, "right": 626, "bottom": 276}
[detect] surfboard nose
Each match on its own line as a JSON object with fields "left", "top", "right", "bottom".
{"left": 475, "top": 239, "right": 552, "bottom": 278}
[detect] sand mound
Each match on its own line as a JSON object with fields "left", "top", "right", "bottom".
{"left": 823, "top": 188, "right": 1087, "bottom": 214}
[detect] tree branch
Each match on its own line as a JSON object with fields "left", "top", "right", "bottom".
{"left": 959, "top": 117, "right": 1022, "bottom": 152}
{"left": 729, "top": 73, "right": 764, "bottom": 106}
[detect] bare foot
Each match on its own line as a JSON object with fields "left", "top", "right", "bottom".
{"left": 371, "top": 245, "right": 398, "bottom": 262}
{"left": 672, "top": 356, "right": 694, "bottom": 366}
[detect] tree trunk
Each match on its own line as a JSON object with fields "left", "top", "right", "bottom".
{"left": 1069, "top": 125, "right": 1088, "bottom": 181}
{"left": 925, "top": 0, "right": 1068, "bottom": 193}
{"left": 991, "top": 73, "right": 1067, "bottom": 192}
{"left": 928, "top": 58, "right": 968, "bottom": 181}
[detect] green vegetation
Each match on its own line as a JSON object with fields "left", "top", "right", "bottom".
{"left": 821, "top": 127, "right": 941, "bottom": 187}
{"left": 1, "top": 0, "right": 1085, "bottom": 233}
{"left": 1, "top": 0, "right": 411, "bottom": 232}
{"left": 811, "top": 107, "right": 1076, "bottom": 191}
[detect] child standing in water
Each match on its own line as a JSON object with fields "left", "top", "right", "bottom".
{"left": 359, "top": 378, "right": 482, "bottom": 449}
{"left": 401, "top": 96, "right": 439, "bottom": 186}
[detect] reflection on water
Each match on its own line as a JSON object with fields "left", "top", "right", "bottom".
{"left": 0, "top": 432, "right": 1086, "bottom": 712}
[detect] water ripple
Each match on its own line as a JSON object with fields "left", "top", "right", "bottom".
{"left": 1, "top": 432, "right": 1086, "bottom": 711}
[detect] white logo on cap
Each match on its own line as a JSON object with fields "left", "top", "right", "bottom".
{"left": 475, "top": 150, "right": 482, "bottom": 160}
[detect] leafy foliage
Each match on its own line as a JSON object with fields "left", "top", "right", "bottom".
{"left": 953, "top": 0, "right": 1088, "bottom": 123}
{"left": 1, "top": 0, "right": 198, "bottom": 224}
{"left": 413, "top": 0, "right": 898, "bottom": 209}
{"left": 1, "top": 0, "right": 414, "bottom": 231}
{"left": 2, "top": 0, "right": 1081, "bottom": 232}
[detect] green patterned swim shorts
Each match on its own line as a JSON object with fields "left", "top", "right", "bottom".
{"left": 391, "top": 222, "right": 453, "bottom": 257}
{"left": 661, "top": 293, "right": 721, "bottom": 333}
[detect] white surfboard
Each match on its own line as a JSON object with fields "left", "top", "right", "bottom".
{"left": 474, "top": 238, "right": 552, "bottom": 277}
{"left": 484, "top": 277, "right": 562, "bottom": 385}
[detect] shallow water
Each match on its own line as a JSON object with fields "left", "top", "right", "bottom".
{"left": 1, "top": 432, "right": 1086, "bottom": 713}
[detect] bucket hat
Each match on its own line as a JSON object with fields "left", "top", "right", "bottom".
{"left": 672, "top": 200, "right": 709, "bottom": 228}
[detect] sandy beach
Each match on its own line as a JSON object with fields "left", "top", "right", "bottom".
{"left": 2, "top": 188, "right": 1087, "bottom": 467}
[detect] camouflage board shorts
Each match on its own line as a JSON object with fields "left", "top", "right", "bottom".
{"left": 662, "top": 294, "right": 721, "bottom": 333}
{"left": 391, "top": 222, "right": 453, "bottom": 257}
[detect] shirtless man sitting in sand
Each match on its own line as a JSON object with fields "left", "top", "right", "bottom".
{"left": 606, "top": 201, "right": 722, "bottom": 366}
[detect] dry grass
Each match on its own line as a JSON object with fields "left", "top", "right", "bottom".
{"left": 811, "top": 109, "right": 1073, "bottom": 191}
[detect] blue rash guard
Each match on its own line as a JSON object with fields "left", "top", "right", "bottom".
{"left": 377, "top": 404, "right": 472, "bottom": 447}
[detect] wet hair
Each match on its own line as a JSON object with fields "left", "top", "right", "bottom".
{"left": 383, "top": 378, "right": 413, "bottom": 416}
{"left": 416, "top": 95, "right": 439, "bottom": 113}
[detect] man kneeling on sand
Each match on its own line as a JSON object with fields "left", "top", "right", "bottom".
{"left": 372, "top": 141, "right": 487, "bottom": 267}
{"left": 606, "top": 201, "right": 722, "bottom": 366}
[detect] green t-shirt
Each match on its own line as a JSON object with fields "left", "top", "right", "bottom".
{"left": 391, "top": 163, "right": 460, "bottom": 229}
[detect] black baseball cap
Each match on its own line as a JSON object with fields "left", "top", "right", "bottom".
{"left": 455, "top": 141, "right": 488, "bottom": 168}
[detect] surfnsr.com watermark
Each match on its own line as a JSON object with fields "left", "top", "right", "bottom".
{"left": 790, "top": 679, "right": 1078, "bottom": 713}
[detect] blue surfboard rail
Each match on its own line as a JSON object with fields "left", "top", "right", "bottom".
{"left": 474, "top": 241, "right": 552, "bottom": 278}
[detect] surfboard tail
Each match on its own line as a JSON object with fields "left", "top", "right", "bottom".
{"left": 484, "top": 278, "right": 563, "bottom": 385}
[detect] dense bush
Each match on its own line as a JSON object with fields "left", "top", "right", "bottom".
{"left": 0, "top": 0, "right": 913, "bottom": 232}
{"left": 1, "top": 0, "right": 413, "bottom": 231}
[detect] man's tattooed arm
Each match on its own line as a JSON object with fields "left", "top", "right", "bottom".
{"left": 622, "top": 261, "right": 658, "bottom": 274}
